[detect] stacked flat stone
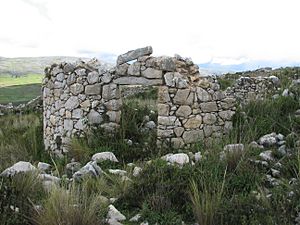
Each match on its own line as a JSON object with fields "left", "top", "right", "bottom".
{"left": 43, "top": 46, "right": 237, "bottom": 153}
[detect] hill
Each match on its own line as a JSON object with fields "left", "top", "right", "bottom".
{"left": 0, "top": 56, "right": 88, "bottom": 76}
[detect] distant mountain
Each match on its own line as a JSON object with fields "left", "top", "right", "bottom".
{"left": 0, "top": 56, "right": 100, "bottom": 76}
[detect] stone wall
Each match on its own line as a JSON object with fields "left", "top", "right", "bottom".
{"left": 225, "top": 76, "right": 280, "bottom": 104}
{"left": 43, "top": 46, "right": 236, "bottom": 153}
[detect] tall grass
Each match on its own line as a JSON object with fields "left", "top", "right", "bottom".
{"left": 34, "top": 184, "right": 107, "bottom": 225}
{"left": 189, "top": 168, "right": 227, "bottom": 225}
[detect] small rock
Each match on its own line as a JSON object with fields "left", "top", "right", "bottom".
{"left": 66, "top": 162, "right": 81, "bottom": 173}
{"left": 194, "top": 152, "right": 202, "bottom": 162}
{"left": 277, "top": 145, "right": 287, "bottom": 155}
{"left": 133, "top": 166, "right": 142, "bottom": 177}
{"left": 259, "top": 150, "right": 274, "bottom": 161}
{"left": 161, "top": 153, "right": 189, "bottom": 166}
{"left": 258, "top": 133, "right": 277, "bottom": 147}
{"left": 130, "top": 214, "right": 141, "bottom": 222}
{"left": 92, "top": 152, "right": 119, "bottom": 162}
{"left": 145, "top": 121, "right": 156, "bottom": 129}
{"left": 73, "top": 161, "right": 102, "bottom": 180}
{"left": 271, "top": 168, "right": 280, "bottom": 178}
{"left": 249, "top": 141, "right": 264, "bottom": 149}
{"left": 107, "top": 204, "right": 126, "bottom": 221}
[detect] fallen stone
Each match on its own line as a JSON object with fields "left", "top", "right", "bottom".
{"left": 259, "top": 150, "right": 274, "bottom": 161}
{"left": 73, "top": 161, "right": 102, "bottom": 180}
{"left": 161, "top": 153, "right": 189, "bottom": 166}
{"left": 92, "top": 152, "right": 119, "bottom": 162}
{"left": 133, "top": 166, "right": 142, "bottom": 177}
{"left": 107, "top": 204, "right": 126, "bottom": 221}
{"left": 37, "top": 162, "right": 51, "bottom": 172}
{"left": 108, "top": 169, "right": 127, "bottom": 176}
{"left": 258, "top": 133, "right": 277, "bottom": 147}
{"left": 1, "top": 161, "right": 36, "bottom": 177}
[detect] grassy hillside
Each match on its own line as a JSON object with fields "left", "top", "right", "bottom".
{"left": 0, "top": 74, "right": 42, "bottom": 104}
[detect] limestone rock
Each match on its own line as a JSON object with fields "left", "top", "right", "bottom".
{"left": 219, "top": 110, "right": 234, "bottom": 121}
{"left": 158, "top": 116, "right": 176, "bottom": 126}
{"left": 258, "top": 133, "right": 277, "bottom": 147}
{"left": 102, "top": 84, "right": 120, "bottom": 100}
{"left": 70, "top": 83, "right": 84, "bottom": 95}
{"left": 87, "top": 71, "right": 99, "bottom": 84}
{"left": 157, "top": 104, "right": 169, "bottom": 116}
{"left": 133, "top": 166, "right": 142, "bottom": 177}
{"left": 73, "top": 161, "right": 102, "bottom": 180}
{"left": 115, "top": 63, "right": 129, "bottom": 75}
{"left": 72, "top": 109, "right": 83, "bottom": 119}
{"left": 171, "top": 138, "right": 185, "bottom": 148}
{"left": 85, "top": 84, "right": 101, "bottom": 95}
{"left": 65, "top": 96, "right": 79, "bottom": 110}
{"left": 114, "top": 77, "right": 162, "bottom": 86}
{"left": 259, "top": 150, "right": 274, "bottom": 161}
{"left": 92, "top": 152, "right": 119, "bottom": 162}
{"left": 142, "top": 67, "right": 162, "bottom": 79}
{"left": 196, "top": 87, "right": 212, "bottom": 102}
{"left": 108, "top": 169, "right": 127, "bottom": 176}
{"left": 203, "top": 113, "right": 217, "bottom": 125}
{"left": 158, "top": 87, "right": 170, "bottom": 103}
{"left": 117, "top": 46, "right": 152, "bottom": 65}
{"left": 173, "top": 89, "right": 193, "bottom": 105}
{"left": 64, "top": 119, "right": 73, "bottom": 131}
{"left": 1, "top": 161, "right": 36, "bottom": 177}
{"left": 174, "top": 127, "right": 184, "bottom": 137}
{"left": 182, "top": 130, "right": 204, "bottom": 144}
{"left": 127, "top": 62, "right": 141, "bottom": 76}
{"left": 200, "top": 102, "right": 218, "bottom": 112}
{"left": 176, "top": 105, "right": 192, "bottom": 118}
{"left": 161, "top": 153, "right": 189, "bottom": 166}
{"left": 87, "top": 110, "right": 103, "bottom": 124}
{"left": 184, "top": 115, "right": 202, "bottom": 129}
{"left": 107, "top": 204, "right": 126, "bottom": 221}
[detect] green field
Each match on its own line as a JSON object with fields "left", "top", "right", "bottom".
{"left": 0, "top": 74, "right": 42, "bottom": 104}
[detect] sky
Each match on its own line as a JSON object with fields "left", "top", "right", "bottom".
{"left": 1, "top": 0, "right": 300, "bottom": 71}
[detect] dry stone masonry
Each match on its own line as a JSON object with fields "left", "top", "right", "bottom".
{"left": 43, "top": 46, "right": 236, "bottom": 153}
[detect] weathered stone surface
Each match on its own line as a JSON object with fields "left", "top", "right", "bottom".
{"left": 173, "top": 89, "right": 192, "bottom": 104}
{"left": 107, "top": 111, "right": 121, "bottom": 123}
{"left": 102, "top": 72, "right": 112, "bottom": 83}
{"left": 65, "top": 96, "right": 79, "bottom": 110}
{"left": 174, "top": 127, "right": 184, "bottom": 137}
{"left": 127, "top": 62, "right": 141, "bottom": 76}
{"left": 74, "top": 119, "right": 84, "bottom": 130}
{"left": 114, "top": 77, "right": 162, "bottom": 86}
{"left": 203, "top": 113, "right": 217, "bottom": 125}
{"left": 158, "top": 56, "right": 176, "bottom": 71}
{"left": 102, "top": 84, "right": 120, "bottom": 100}
{"left": 161, "top": 153, "right": 189, "bottom": 165}
{"left": 72, "top": 109, "right": 83, "bottom": 119}
{"left": 142, "top": 68, "right": 162, "bottom": 79}
{"left": 117, "top": 46, "right": 153, "bottom": 65}
{"left": 73, "top": 161, "right": 102, "bottom": 180}
{"left": 157, "top": 129, "right": 173, "bottom": 138}
{"left": 158, "top": 116, "right": 176, "bottom": 126}
{"left": 200, "top": 102, "right": 218, "bottom": 112}
{"left": 67, "top": 73, "right": 76, "bottom": 85}
{"left": 64, "top": 119, "right": 73, "bottom": 131}
{"left": 184, "top": 115, "right": 202, "bottom": 129}
{"left": 105, "top": 99, "right": 122, "bottom": 111}
{"left": 196, "top": 87, "right": 212, "bottom": 102}
{"left": 1, "top": 161, "right": 36, "bottom": 177}
{"left": 70, "top": 83, "right": 84, "bottom": 95}
{"left": 87, "top": 110, "right": 103, "bottom": 124}
{"left": 171, "top": 138, "right": 185, "bottom": 148}
{"left": 85, "top": 84, "right": 101, "bottom": 95}
{"left": 158, "top": 86, "right": 170, "bottom": 103}
{"left": 258, "top": 133, "right": 277, "bottom": 147}
{"left": 87, "top": 71, "right": 99, "bottom": 84}
{"left": 92, "top": 152, "right": 119, "bottom": 162}
{"left": 107, "top": 204, "right": 126, "bottom": 222}
{"left": 157, "top": 104, "right": 169, "bottom": 116}
{"left": 80, "top": 99, "right": 90, "bottom": 110}
{"left": 115, "top": 63, "right": 129, "bottom": 75}
{"left": 219, "top": 110, "right": 234, "bottom": 121}
{"left": 176, "top": 105, "right": 192, "bottom": 118}
{"left": 182, "top": 130, "right": 204, "bottom": 144}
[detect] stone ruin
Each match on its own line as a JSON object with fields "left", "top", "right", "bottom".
{"left": 43, "top": 46, "right": 237, "bottom": 154}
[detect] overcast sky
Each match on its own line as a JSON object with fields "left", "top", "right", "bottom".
{"left": 1, "top": 0, "right": 300, "bottom": 68}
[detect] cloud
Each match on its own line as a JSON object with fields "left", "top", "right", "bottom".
{"left": 20, "top": 0, "right": 50, "bottom": 20}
